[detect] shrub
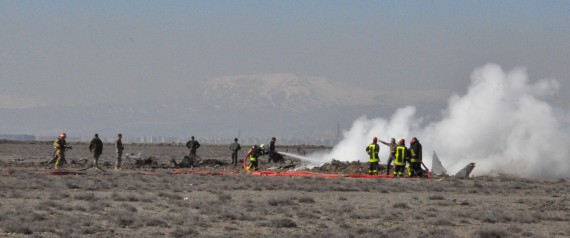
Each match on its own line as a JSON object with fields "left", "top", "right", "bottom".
{"left": 392, "top": 202, "right": 409, "bottom": 209}
{"left": 217, "top": 192, "right": 232, "bottom": 202}
{"left": 268, "top": 196, "right": 297, "bottom": 206}
{"left": 115, "top": 216, "right": 135, "bottom": 228}
{"left": 298, "top": 195, "right": 315, "bottom": 204}
{"left": 142, "top": 217, "right": 169, "bottom": 227}
{"left": 123, "top": 203, "right": 138, "bottom": 213}
{"left": 66, "top": 181, "right": 81, "bottom": 189}
{"left": 170, "top": 227, "right": 198, "bottom": 237}
{"left": 270, "top": 218, "right": 297, "bottom": 228}
{"left": 473, "top": 227, "right": 510, "bottom": 238}
{"left": 74, "top": 192, "right": 96, "bottom": 201}
{"left": 3, "top": 220, "right": 33, "bottom": 235}
{"left": 432, "top": 217, "right": 455, "bottom": 226}
{"left": 158, "top": 192, "right": 183, "bottom": 200}
{"left": 428, "top": 195, "right": 446, "bottom": 200}
{"left": 297, "top": 210, "right": 319, "bottom": 219}
{"left": 49, "top": 191, "right": 70, "bottom": 199}
{"left": 36, "top": 200, "right": 57, "bottom": 211}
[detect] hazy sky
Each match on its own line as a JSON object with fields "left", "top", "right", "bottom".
{"left": 1, "top": 0, "right": 569, "bottom": 108}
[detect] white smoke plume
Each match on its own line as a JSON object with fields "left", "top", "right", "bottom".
{"left": 311, "top": 64, "right": 569, "bottom": 178}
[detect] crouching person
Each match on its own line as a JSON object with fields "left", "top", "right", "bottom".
{"left": 247, "top": 144, "right": 266, "bottom": 171}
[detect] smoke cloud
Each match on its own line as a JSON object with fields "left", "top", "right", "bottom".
{"left": 311, "top": 64, "right": 569, "bottom": 178}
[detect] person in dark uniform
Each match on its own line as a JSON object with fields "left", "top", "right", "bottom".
{"left": 186, "top": 136, "right": 201, "bottom": 157}
{"left": 268, "top": 137, "right": 276, "bottom": 163}
{"left": 229, "top": 138, "right": 241, "bottom": 165}
{"left": 115, "top": 133, "right": 125, "bottom": 170}
{"left": 89, "top": 133, "right": 103, "bottom": 167}
{"left": 408, "top": 137, "right": 423, "bottom": 177}
{"left": 380, "top": 138, "right": 396, "bottom": 175}
{"left": 365, "top": 137, "right": 380, "bottom": 175}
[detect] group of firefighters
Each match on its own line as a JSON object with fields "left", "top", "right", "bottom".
{"left": 52, "top": 132, "right": 422, "bottom": 177}
{"left": 367, "top": 137, "right": 423, "bottom": 177}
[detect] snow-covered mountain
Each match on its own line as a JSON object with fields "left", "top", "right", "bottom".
{"left": 200, "top": 74, "right": 382, "bottom": 111}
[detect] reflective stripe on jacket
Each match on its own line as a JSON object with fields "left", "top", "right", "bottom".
{"left": 394, "top": 145, "right": 407, "bottom": 165}
{"left": 366, "top": 143, "right": 379, "bottom": 162}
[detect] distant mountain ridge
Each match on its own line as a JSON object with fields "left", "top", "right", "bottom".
{"left": 0, "top": 74, "right": 447, "bottom": 138}
{"left": 201, "top": 74, "right": 381, "bottom": 111}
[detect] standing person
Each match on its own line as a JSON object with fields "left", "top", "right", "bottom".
{"left": 365, "top": 137, "right": 380, "bottom": 175}
{"left": 380, "top": 138, "right": 397, "bottom": 175}
{"left": 89, "top": 133, "right": 103, "bottom": 167}
{"left": 408, "top": 137, "right": 423, "bottom": 177}
{"left": 53, "top": 132, "right": 71, "bottom": 170}
{"left": 393, "top": 139, "right": 408, "bottom": 178}
{"left": 186, "top": 136, "right": 200, "bottom": 157}
{"left": 268, "top": 137, "right": 276, "bottom": 163}
{"left": 115, "top": 133, "right": 125, "bottom": 170}
{"left": 229, "top": 138, "right": 241, "bottom": 165}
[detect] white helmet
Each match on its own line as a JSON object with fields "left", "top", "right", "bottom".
{"left": 260, "top": 144, "right": 265, "bottom": 149}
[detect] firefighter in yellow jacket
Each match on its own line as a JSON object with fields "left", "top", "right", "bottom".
{"left": 246, "top": 144, "right": 266, "bottom": 171}
{"left": 393, "top": 139, "right": 408, "bottom": 177}
{"left": 365, "top": 137, "right": 380, "bottom": 175}
{"left": 53, "top": 132, "right": 71, "bottom": 170}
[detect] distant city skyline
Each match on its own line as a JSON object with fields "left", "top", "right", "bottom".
{"left": 3, "top": 133, "right": 340, "bottom": 147}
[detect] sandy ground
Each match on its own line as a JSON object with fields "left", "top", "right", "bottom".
{"left": 0, "top": 141, "right": 569, "bottom": 238}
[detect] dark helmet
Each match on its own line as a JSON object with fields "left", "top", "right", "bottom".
{"left": 60, "top": 132, "right": 67, "bottom": 139}
{"left": 399, "top": 139, "right": 405, "bottom": 145}
{"left": 373, "top": 137, "right": 377, "bottom": 142}
{"left": 252, "top": 145, "right": 258, "bottom": 149}
{"left": 410, "top": 137, "right": 417, "bottom": 144}
{"left": 234, "top": 138, "right": 238, "bottom": 142}
{"left": 390, "top": 138, "right": 396, "bottom": 143}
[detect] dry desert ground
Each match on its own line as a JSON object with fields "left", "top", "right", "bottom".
{"left": 0, "top": 141, "right": 569, "bottom": 238}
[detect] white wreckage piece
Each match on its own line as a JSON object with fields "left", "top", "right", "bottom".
{"left": 126, "top": 153, "right": 142, "bottom": 161}
{"left": 431, "top": 151, "right": 447, "bottom": 176}
{"left": 454, "top": 162, "right": 477, "bottom": 178}
{"left": 431, "top": 150, "right": 476, "bottom": 178}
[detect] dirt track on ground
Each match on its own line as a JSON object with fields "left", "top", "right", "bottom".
{"left": 1, "top": 141, "right": 569, "bottom": 237}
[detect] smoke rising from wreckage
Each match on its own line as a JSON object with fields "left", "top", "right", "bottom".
{"left": 303, "top": 64, "right": 570, "bottom": 179}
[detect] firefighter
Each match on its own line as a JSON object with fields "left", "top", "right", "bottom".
{"left": 408, "top": 137, "right": 423, "bottom": 177}
{"left": 246, "top": 144, "right": 266, "bottom": 171}
{"left": 380, "top": 138, "right": 396, "bottom": 175}
{"left": 229, "top": 138, "right": 241, "bottom": 165}
{"left": 365, "top": 137, "right": 380, "bottom": 175}
{"left": 53, "top": 132, "right": 71, "bottom": 170}
{"left": 186, "top": 136, "right": 201, "bottom": 157}
{"left": 115, "top": 133, "right": 125, "bottom": 170}
{"left": 89, "top": 133, "right": 103, "bottom": 167}
{"left": 393, "top": 139, "right": 408, "bottom": 177}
